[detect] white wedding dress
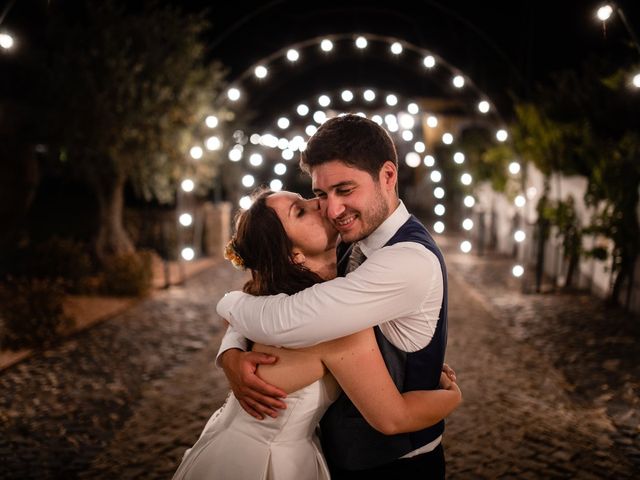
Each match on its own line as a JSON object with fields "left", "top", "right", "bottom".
{"left": 172, "top": 375, "right": 340, "bottom": 480}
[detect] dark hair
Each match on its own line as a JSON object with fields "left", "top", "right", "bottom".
{"left": 300, "top": 113, "right": 398, "bottom": 179}
{"left": 231, "top": 188, "right": 325, "bottom": 296}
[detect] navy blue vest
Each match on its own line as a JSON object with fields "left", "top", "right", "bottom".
{"left": 319, "top": 215, "right": 448, "bottom": 471}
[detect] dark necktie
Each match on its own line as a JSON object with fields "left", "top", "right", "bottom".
{"left": 346, "top": 243, "right": 366, "bottom": 273}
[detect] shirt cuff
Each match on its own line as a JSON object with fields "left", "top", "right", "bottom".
{"left": 215, "top": 325, "right": 248, "bottom": 368}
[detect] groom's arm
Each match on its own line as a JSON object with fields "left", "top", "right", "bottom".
{"left": 217, "top": 244, "right": 436, "bottom": 348}
{"left": 216, "top": 326, "right": 288, "bottom": 419}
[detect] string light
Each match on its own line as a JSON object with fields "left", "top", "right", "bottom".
{"left": 297, "top": 104, "right": 309, "bottom": 116}
{"left": 596, "top": 4, "right": 613, "bottom": 21}
{"left": 407, "top": 103, "right": 419, "bottom": 115}
{"left": 433, "top": 187, "right": 445, "bottom": 199}
{"left": 442, "top": 133, "right": 453, "bottom": 144}
{"left": 190, "top": 146, "right": 203, "bottom": 160}
{"left": 514, "top": 230, "right": 526, "bottom": 242}
{"left": 508, "top": 161, "right": 521, "bottom": 174}
{"left": 424, "top": 155, "right": 435, "bottom": 167}
{"left": 355, "top": 36, "right": 368, "bottom": 49}
{"left": 277, "top": 117, "right": 290, "bottom": 129}
{"left": 452, "top": 75, "right": 465, "bottom": 88}
{"left": 274, "top": 163, "right": 287, "bottom": 175}
{"left": 405, "top": 152, "right": 421, "bottom": 168}
{"left": 286, "top": 49, "right": 300, "bottom": 62}
{"left": 270, "top": 179, "right": 283, "bottom": 191}
{"left": 414, "top": 141, "right": 426, "bottom": 153}
{"left": 386, "top": 94, "right": 398, "bottom": 106}
{"left": 242, "top": 174, "right": 255, "bottom": 187}
{"left": 430, "top": 170, "right": 442, "bottom": 183}
{"left": 496, "top": 129, "right": 508, "bottom": 142}
{"left": 205, "top": 115, "right": 219, "bottom": 128}
{"left": 181, "top": 247, "right": 195, "bottom": 261}
{"left": 320, "top": 39, "right": 334, "bottom": 52}
{"left": 433, "top": 221, "right": 445, "bottom": 234}
{"left": 463, "top": 195, "right": 475, "bottom": 207}
{"left": 462, "top": 218, "right": 474, "bottom": 230}
{"left": 249, "top": 153, "right": 263, "bottom": 166}
{"left": 239, "top": 196, "right": 252, "bottom": 210}
{"left": 205, "top": 136, "right": 222, "bottom": 151}
{"left": 341, "top": 90, "right": 354, "bottom": 102}
{"left": 478, "top": 101, "right": 490, "bottom": 113}
{"left": 254, "top": 65, "right": 268, "bottom": 79}
{"left": 363, "top": 89, "right": 376, "bottom": 101}
{"left": 227, "top": 88, "right": 241, "bottom": 101}
{"left": 514, "top": 195, "right": 526, "bottom": 207}
{"left": 390, "top": 42, "right": 403, "bottom": 55}
{"left": 318, "top": 95, "right": 331, "bottom": 107}
{"left": 0, "top": 32, "right": 14, "bottom": 50}
{"left": 402, "top": 130, "right": 414, "bottom": 141}
{"left": 434, "top": 204, "right": 446, "bottom": 216}
{"left": 460, "top": 173, "right": 472, "bottom": 185}
{"left": 427, "top": 116, "right": 438, "bottom": 128}
{"left": 181, "top": 179, "right": 195, "bottom": 192}
{"left": 423, "top": 55, "right": 436, "bottom": 68}
{"left": 179, "top": 213, "right": 193, "bottom": 227}
{"left": 453, "top": 152, "right": 465, "bottom": 164}
{"left": 305, "top": 125, "right": 317, "bottom": 136}
{"left": 460, "top": 241, "right": 472, "bottom": 253}
{"left": 512, "top": 265, "right": 525, "bottom": 277}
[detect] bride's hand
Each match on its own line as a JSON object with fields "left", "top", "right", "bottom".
{"left": 442, "top": 363, "right": 456, "bottom": 382}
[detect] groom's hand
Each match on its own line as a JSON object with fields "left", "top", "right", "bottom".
{"left": 220, "top": 349, "right": 288, "bottom": 420}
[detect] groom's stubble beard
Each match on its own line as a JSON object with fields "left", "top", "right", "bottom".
{"left": 348, "top": 182, "right": 389, "bottom": 243}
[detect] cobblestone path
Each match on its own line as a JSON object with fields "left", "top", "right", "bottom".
{"left": 2, "top": 248, "right": 638, "bottom": 479}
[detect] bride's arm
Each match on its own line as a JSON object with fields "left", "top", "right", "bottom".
{"left": 318, "top": 329, "right": 461, "bottom": 435}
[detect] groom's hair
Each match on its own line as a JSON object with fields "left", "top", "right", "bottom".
{"left": 300, "top": 113, "right": 398, "bottom": 180}
{"left": 232, "top": 188, "right": 325, "bottom": 296}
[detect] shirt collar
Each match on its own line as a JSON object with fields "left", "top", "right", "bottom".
{"left": 357, "top": 200, "right": 410, "bottom": 257}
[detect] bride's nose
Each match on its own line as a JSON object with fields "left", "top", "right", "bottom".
{"left": 306, "top": 198, "right": 321, "bottom": 210}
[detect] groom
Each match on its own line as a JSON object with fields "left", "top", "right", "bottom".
{"left": 216, "top": 114, "right": 449, "bottom": 478}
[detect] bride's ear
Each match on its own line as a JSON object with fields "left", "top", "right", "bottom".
{"left": 292, "top": 250, "right": 306, "bottom": 265}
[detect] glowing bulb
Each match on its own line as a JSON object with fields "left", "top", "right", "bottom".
{"left": 270, "top": 179, "right": 283, "bottom": 191}
{"left": 424, "top": 155, "right": 435, "bottom": 167}
{"left": 228, "top": 148, "right": 243, "bottom": 162}
{"left": 318, "top": 95, "right": 331, "bottom": 107}
{"left": 0, "top": 33, "right": 14, "bottom": 50}
{"left": 464, "top": 195, "right": 475, "bottom": 207}
{"left": 407, "top": 103, "right": 419, "bottom": 115}
{"left": 205, "top": 136, "right": 221, "bottom": 151}
{"left": 282, "top": 149, "right": 294, "bottom": 160}
{"left": 433, "top": 187, "right": 445, "bottom": 199}
{"left": 363, "top": 89, "right": 375, "bottom": 101}
{"left": 633, "top": 73, "right": 640, "bottom": 88}
{"left": 512, "top": 265, "right": 524, "bottom": 277}
{"left": 398, "top": 113, "right": 415, "bottom": 130}
{"left": 190, "top": 146, "right": 203, "bottom": 159}
{"left": 405, "top": 152, "right": 421, "bottom": 168}
{"left": 414, "top": 142, "right": 425, "bottom": 153}
{"left": 355, "top": 36, "right": 368, "bottom": 49}
{"left": 514, "top": 195, "right": 526, "bottom": 207}
{"left": 249, "top": 153, "right": 263, "bottom": 166}
{"left": 277, "top": 117, "right": 290, "bottom": 129}
{"left": 509, "top": 162, "right": 521, "bottom": 174}
{"left": 181, "top": 247, "right": 195, "bottom": 261}
{"left": 286, "top": 49, "right": 299, "bottom": 62}
{"left": 478, "top": 101, "right": 490, "bottom": 113}
{"left": 453, "top": 152, "right": 465, "bottom": 164}
{"left": 297, "top": 104, "right": 309, "bottom": 116}
{"left": 423, "top": 55, "right": 435, "bottom": 68}
{"left": 430, "top": 170, "right": 442, "bottom": 183}
{"left": 390, "top": 42, "right": 403, "bottom": 55}
{"left": 274, "top": 163, "right": 287, "bottom": 175}
{"left": 179, "top": 213, "right": 193, "bottom": 227}
{"left": 596, "top": 5, "right": 613, "bottom": 22}
{"left": 239, "top": 196, "right": 252, "bottom": 210}
{"left": 341, "top": 90, "right": 354, "bottom": 102}
{"left": 452, "top": 75, "right": 465, "bottom": 88}
{"left": 434, "top": 204, "right": 446, "bottom": 216}
{"left": 460, "top": 241, "right": 472, "bottom": 253}
{"left": 461, "top": 173, "right": 472, "bottom": 185}
{"left": 242, "top": 174, "right": 255, "bottom": 187}
{"left": 305, "top": 125, "right": 317, "bottom": 136}
{"left": 181, "top": 179, "right": 195, "bottom": 192}
{"left": 514, "top": 230, "right": 526, "bottom": 242}
{"left": 205, "top": 115, "right": 219, "bottom": 128}
{"left": 427, "top": 116, "right": 438, "bottom": 128}
{"left": 402, "top": 130, "right": 414, "bottom": 142}
{"left": 442, "top": 133, "right": 453, "bottom": 145}
{"left": 462, "top": 218, "right": 474, "bottom": 230}
{"left": 254, "top": 65, "right": 268, "bottom": 78}
{"left": 372, "top": 115, "right": 383, "bottom": 125}
{"left": 386, "top": 94, "right": 398, "bottom": 106}
{"left": 313, "top": 111, "right": 327, "bottom": 124}
{"left": 250, "top": 134, "right": 261, "bottom": 145}
{"left": 496, "top": 129, "right": 508, "bottom": 142}
{"left": 433, "top": 221, "right": 445, "bottom": 234}
{"left": 227, "top": 88, "right": 241, "bottom": 101}
{"left": 320, "top": 39, "right": 333, "bottom": 52}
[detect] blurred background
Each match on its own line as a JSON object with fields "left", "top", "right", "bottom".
{"left": 0, "top": 1, "right": 639, "bottom": 478}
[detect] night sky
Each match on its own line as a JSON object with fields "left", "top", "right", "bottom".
{"left": 3, "top": 0, "right": 639, "bottom": 125}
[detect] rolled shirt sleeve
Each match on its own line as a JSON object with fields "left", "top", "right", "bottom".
{"left": 215, "top": 243, "right": 438, "bottom": 348}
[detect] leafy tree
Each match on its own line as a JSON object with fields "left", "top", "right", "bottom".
{"left": 46, "top": 1, "right": 229, "bottom": 261}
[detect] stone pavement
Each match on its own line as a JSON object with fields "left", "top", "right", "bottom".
{"left": 1, "top": 245, "right": 639, "bottom": 478}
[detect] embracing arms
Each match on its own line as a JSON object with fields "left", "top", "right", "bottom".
{"left": 318, "top": 329, "right": 460, "bottom": 435}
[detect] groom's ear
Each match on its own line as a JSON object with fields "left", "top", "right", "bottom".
{"left": 379, "top": 161, "right": 398, "bottom": 191}
{"left": 292, "top": 250, "right": 306, "bottom": 265}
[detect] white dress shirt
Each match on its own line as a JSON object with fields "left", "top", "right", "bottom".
{"left": 216, "top": 201, "right": 445, "bottom": 456}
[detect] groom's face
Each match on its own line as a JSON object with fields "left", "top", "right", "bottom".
{"left": 311, "top": 160, "right": 396, "bottom": 244}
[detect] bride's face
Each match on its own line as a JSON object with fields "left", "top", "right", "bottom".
{"left": 266, "top": 191, "right": 339, "bottom": 260}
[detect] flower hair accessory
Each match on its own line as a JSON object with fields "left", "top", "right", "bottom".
{"left": 224, "top": 240, "right": 245, "bottom": 270}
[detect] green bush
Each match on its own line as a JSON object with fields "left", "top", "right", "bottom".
{"left": 101, "top": 250, "right": 153, "bottom": 297}
{"left": 0, "top": 277, "right": 73, "bottom": 350}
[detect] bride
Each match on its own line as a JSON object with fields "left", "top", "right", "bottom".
{"left": 172, "top": 188, "right": 461, "bottom": 480}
